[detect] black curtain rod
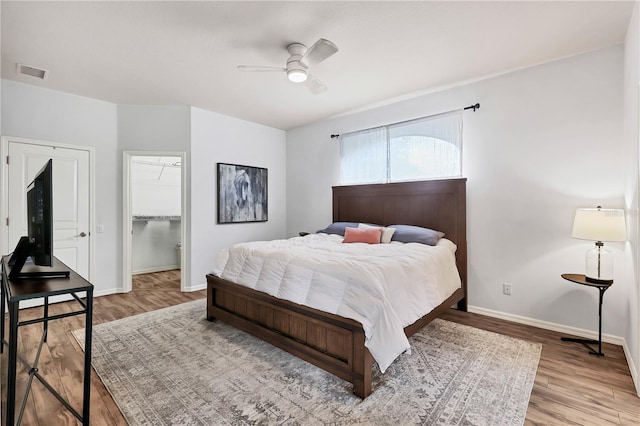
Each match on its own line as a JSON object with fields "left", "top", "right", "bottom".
{"left": 330, "top": 103, "right": 480, "bottom": 139}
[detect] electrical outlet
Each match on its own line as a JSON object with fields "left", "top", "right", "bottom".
{"left": 503, "top": 283, "right": 511, "bottom": 296}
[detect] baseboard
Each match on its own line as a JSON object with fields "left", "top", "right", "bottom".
{"left": 468, "top": 305, "right": 640, "bottom": 395}
{"left": 14, "top": 287, "right": 121, "bottom": 309}
{"left": 8, "top": 283, "right": 195, "bottom": 311}
{"left": 622, "top": 339, "right": 640, "bottom": 397}
{"left": 468, "top": 305, "right": 625, "bottom": 345}
{"left": 132, "top": 265, "right": 179, "bottom": 275}
{"left": 187, "top": 282, "right": 207, "bottom": 292}
{"left": 95, "top": 288, "right": 122, "bottom": 297}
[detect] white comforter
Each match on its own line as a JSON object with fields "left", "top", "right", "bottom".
{"left": 212, "top": 233, "right": 461, "bottom": 372}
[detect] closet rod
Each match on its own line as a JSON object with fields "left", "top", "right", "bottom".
{"left": 330, "top": 103, "right": 480, "bottom": 139}
{"left": 131, "top": 160, "right": 182, "bottom": 167}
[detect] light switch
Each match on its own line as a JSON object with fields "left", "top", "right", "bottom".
{"left": 97, "top": 224, "right": 104, "bottom": 233}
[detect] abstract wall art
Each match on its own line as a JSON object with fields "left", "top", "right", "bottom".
{"left": 217, "top": 163, "right": 268, "bottom": 223}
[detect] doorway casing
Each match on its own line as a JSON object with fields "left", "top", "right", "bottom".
{"left": 122, "top": 151, "right": 187, "bottom": 292}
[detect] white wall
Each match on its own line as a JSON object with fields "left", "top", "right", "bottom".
{"left": 132, "top": 220, "right": 181, "bottom": 273}
{"left": 1, "top": 93, "right": 288, "bottom": 293}
{"left": 623, "top": 2, "right": 640, "bottom": 395}
{"left": 131, "top": 157, "right": 181, "bottom": 216}
{"left": 117, "top": 105, "right": 191, "bottom": 152}
{"left": 287, "top": 46, "right": 631, "bottom": 339}
{"left": 190, "top": 107, "right": 286, "bottom": 289}
{"left": 1, "top": 79, "right": 119, "bottom": 295}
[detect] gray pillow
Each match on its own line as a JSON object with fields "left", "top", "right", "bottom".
{"left": 316, "top": 222, "right": 360, "bottom": 236}
{"left": 389, "top": 224, "right": 445, "bottom": 246}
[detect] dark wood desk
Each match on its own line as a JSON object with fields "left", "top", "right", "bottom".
{"left": 1, "top": 256, "right": 93, "bottom": 425}
{"left": 560, "top": 273, "right": 611, "bottom": 356}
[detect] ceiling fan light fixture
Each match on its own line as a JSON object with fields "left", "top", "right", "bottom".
{"left": 238, "top": 38, "right": 337, "bottom": 92}
{"left": 287, "top": 68, "right": 307, "bottom": 83}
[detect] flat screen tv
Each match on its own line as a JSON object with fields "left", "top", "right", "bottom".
{"left": 8, "top": 159, "right": 68, "bottom": 279}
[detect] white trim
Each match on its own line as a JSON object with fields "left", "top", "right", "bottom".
{"left": 13, "top": 287, "right": 121, "bottom": 309}
{"left": 636, "top": 81, "right": 640, "bottom": 398}
{"left": 122, "top": 152, "right": 132, "bottom": 292}
{"left": 17, "top": 294, "right": 85, "bottom": 309}
{"left": 622, "top": 338, "right": 640, "bottom": 397}
{"left": 0, "top": 135, "right": 96, "bottom": 284}
{"left": 468, "top": 305, "right": 626, "bottom": 345}
{"left": 122, "top": 151, "right": 187, "bottom": 293}
{"left": 469, "top": 304, "right": 640, "bottom": 395}
{"left": 0, "top": 139, "right": 8, "bottom": 257}
{"left": 94, "top": 288, "right": 123, "bottom": 297}
{"left": 188, "top": 283, "right": 207, "bottom": 292}
{"left": 132, "top": 266, "right": 179, "bottom": 275}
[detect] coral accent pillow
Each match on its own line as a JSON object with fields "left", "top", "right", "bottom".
{"left": 343, "top": 227, "right": 382, "bottom": 244}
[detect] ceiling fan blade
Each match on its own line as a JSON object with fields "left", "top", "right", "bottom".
{"left": 306, "top": 74, "right": 328, "bottom": 94}
{"left": 237, "top": 65, "right": 286, "bottom": 72}
{"left": 300, "top": 38, "right": 338, "bottom": 67}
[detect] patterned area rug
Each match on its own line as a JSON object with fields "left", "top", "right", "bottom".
{"left": 73, "top": 299, "right": 541, "bottom": 425}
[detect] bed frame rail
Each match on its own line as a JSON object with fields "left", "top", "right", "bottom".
{"left": 207, "top": 274, "right": 374, "bottom": 397}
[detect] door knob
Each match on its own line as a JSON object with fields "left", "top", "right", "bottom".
{"left": 76, "top": 232, "right": 87, "bottom": 238}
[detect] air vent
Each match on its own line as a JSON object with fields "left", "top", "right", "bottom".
{"left": 16, "top": 63, "right": 48, "bottom": 80}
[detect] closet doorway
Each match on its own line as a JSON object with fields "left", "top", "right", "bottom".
{"left": 122, "top": 151, "right": 186, "bottom": 293}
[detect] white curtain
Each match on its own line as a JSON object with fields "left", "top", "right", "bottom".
{"left": 388, "top": 110, "right": 462, "bottom": 181}
{"left": 339, "top": 109, "right": 463, "bottom": 185}
{"left": 340, "top": 127, "right": 387, "bottom": 184}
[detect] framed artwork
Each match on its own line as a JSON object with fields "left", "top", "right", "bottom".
{"left": 217, "top": 163, "right": 268, "bottom": 223}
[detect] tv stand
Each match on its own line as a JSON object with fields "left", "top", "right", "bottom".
{"left": 8, "top": 237, "right": 69, "bottom": 279}
{"left": 1, "top": 255, "right": 93, "bottom": 425}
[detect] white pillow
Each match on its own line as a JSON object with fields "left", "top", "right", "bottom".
{"left": 358, "top": 223, "right": 396, "bottom": 244}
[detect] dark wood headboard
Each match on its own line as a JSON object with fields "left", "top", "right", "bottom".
{"left": 332, "top": 178, "right": 467, "bottom": 310}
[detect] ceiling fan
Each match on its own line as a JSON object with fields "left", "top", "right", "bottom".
{"left": 238, "top": 38, "right": 338, "bottom": 94}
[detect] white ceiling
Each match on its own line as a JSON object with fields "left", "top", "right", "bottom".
{"left": 1, "top": 1, "right": 635, "bottom": 130}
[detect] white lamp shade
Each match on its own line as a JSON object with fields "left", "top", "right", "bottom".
{"left": 571, "top": 208, "right": 626, "bottom": 242}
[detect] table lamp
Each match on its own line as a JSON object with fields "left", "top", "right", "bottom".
{"left": 571, "top": 206, "right": 626, "bottom": 284}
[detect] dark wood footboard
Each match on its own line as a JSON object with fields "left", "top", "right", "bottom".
{"left": 207, "top": 274, "right": 374, "bottom": 397}
{"left": 206, "top": 274, "right": 465, "bottom": 398}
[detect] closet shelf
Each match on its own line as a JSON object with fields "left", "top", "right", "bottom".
{"left": 133, "top": 215, "right": 181, "bottom": 222}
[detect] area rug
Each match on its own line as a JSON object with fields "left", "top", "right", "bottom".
{"left": 73, "top": 299, "right": 541, "bottom": 425}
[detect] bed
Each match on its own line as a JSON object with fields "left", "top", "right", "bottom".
{"left": 206, "top": 178, "right": 467, "bottom": 398}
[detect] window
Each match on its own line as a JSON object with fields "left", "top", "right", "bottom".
{"left": 340, "top": 110, "right": 462, "bottom": 185}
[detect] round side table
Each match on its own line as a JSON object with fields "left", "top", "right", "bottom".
{"left": 560, "top": 273, "right": 612, "bottom": 356}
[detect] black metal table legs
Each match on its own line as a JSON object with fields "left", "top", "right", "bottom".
{"left": 1, "top": 292, "right": 93, "bottom": 425}
{"left": 561, "top": 286, "right": 608, "bottom": 356}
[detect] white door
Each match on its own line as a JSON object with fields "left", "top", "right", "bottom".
{"left": 7, "top": 142, "right": 90, "bottom": 279}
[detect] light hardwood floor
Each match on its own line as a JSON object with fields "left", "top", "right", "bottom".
{"left": 2, "top": 270, "right": 639, "bottom": 425}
